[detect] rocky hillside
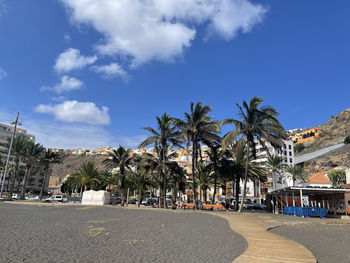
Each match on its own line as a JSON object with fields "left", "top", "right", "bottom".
{"left": 299, "top": 108, "right": 350, "bottom": 174}
{"left": 304, "top": 144, "right": 350, "bottom": 174}
{"left": 51, "top": 154, "right": 107, "bottom": 179}
{"left": 297, "top": 108, "right": 350, "bottom": 155}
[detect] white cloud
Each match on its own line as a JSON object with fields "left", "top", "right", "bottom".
{"left": 0, "top": 67, "right": 7, "bottom": 80}
{"left": 60, "top": 0, "right": 267, "bottom": 66}
{"left": 41, "top": 75, "right": 84, "bottom": 94}
{"left": 0, "top": 109, "right": 145, "bottom": 149}
{"left": 92, "top": 63, "right": 129, "bottom": 80}
{"left": 35, "top": 100, "right": 110, "bottom": 125}
{"left": 54, "top": 48, "right": 97, "bottom": 73}
{"left": 63, "top": 33, "right": 71, "bottom": 43}
{"left": 24, "top": 121, "right": 146, "bottom": 149}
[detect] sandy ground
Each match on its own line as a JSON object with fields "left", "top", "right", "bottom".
{"left": 0, "top": 203, "right": 247, "bottom": 263}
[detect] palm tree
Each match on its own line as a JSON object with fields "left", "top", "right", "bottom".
{"left": 167, "top": 161, "right": 187, "bottom": 206}
{"left": 97, "top": 170, "right": 117, "bottom": 191}
{"left": 175, "top": 102, "right": 220, "bottom": 209}
{"left": 139, "top": 113, "right": 182, "bottom": 208}
{"left": 130, "top": 154, "right": 158, "bottom": 207}
{"left": 222, "top": 97, "right": 285, "bottom": 212}
{"left": 76, "top": 162, "right": 100, "bottom": 191}
{"left": 62, "top": 173, "right": 83, "bottom": 196}
{"left": 5, "top": 164, "right": 14, "bottom": 192}
{"left": 266, "top": 155, "right": 286, "bottom": 190}
{"left": 3, "top": 136, "right": 28, "bottom": 198}
{"left": 21, "top": 140, "right": 44, "bottom": 199}
{"left": 223, "top": 138, "right": 246, "bottom": 210}
{"left": 287, "top": 165, "right": 307, "bottom": 186}
{"left": 14, "top": 167, "right": 25, "bottom": 191}
{"left": 205, "top": 143, "right": 221, "bottom": 203}
{"left": 196, "top": 164, "right": 212, "bottom": 203}
{"left": 38, "top": 149, "right": 63, "bottom": 200}
{"left": 103, "top": 146, "right": 132, "bottom": 206}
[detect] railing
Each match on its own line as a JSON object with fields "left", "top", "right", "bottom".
{"left": 283, "top": 206, "right": 328, "bottom": 219}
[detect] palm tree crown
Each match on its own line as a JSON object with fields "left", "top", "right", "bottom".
{"left": 222, "top": 97, "right": 285, "bottom": 212}
{"left": 103, "top": 146, "right": 132, "bottom": 206}
{"left": 175, "top": 102, "right": 220, "bottom": 208}
{"left": 139, "top": 113, "right": 182, "bottom": 208}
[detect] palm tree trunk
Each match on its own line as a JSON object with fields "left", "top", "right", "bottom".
{"left": 9, "top": 160, "right": 19, "bottom": 198}
{"left": 212, "top": 151, "right": 218, "bottom": 203}
{"left": 39, "top": 168, "right": 48, "bottom": 200}
{"left": 162, "top": 147, "right": 167, "bottom": 209}
{"left": 192, "top": 138, "right": 197, "bottom": 210}
{"left": 138, "top": 188, "right": 141, "bottom": 207}
{"left": 120, "top": 174, "right": 125, "bottom": 206}
{"left": 203, "top": 188, "right": 207, "bottom": 203}
{"left": 172, "top": 187, "right": 177, "bottom": 207}
{"left": 235, "top": 175, "right": 240, "bottom": 211}
{"left": 6, "top": 173, "right": 11, "bottom": 192}
{"left": 20, "top": 164, "right": 30, "bottom": 200}
{"left": 238, "top": 141, "right": 250, "bottom": 213}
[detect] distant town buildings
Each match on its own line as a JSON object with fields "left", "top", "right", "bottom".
{"left": 290, "top": 127, "right": 322, "bottom": 144}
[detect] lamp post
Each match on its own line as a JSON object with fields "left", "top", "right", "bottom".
{"left": 0, "top": 112, "right": 21, "bottom": 198}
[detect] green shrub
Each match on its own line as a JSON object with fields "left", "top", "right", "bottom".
{"left": 344, "top": 135, "right": 350, "bottom": 144}
{"left": 294, "top": 143, "right": 305, "bottom": 153}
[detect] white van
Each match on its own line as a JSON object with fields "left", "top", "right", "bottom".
{"left": 48, "top": 195, "right": 67, "bottom": 202}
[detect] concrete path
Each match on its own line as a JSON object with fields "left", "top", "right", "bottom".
{"left": 214, "top": 213, "right": 316, "bottom": 263}
{"left": 295, "top": 143, "right": 345, "bottom": 164}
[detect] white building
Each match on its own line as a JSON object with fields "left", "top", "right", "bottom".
{"left": 242, "top": 140, "right": 295, "bottom": 200}
{"left": 0, "top": 123, "right": 37, "bottom": 194}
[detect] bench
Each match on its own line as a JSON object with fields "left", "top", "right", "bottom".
{"left": 202, "top": 203, "right": 224, "bottom": 210}
{"left": 183, "top": 203, "right": 196, "bottom": 209}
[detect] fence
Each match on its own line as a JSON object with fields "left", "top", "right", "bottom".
{"left": 283, "top": 206, "right": 328, "bottom": 219}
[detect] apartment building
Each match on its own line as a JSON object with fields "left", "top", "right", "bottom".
{"left": 0, "top": 122, "right": 41, "bottom": 194}
{"left": 243, "top": 140, "right": 295, "bottom": 200}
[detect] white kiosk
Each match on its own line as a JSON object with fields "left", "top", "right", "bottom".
{"left": 82, "top": 190, "right": 110, "bottom": 206}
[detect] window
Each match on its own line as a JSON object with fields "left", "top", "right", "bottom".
{"left": 290, "top": 158, "right": 292, "bottom": 163}
{"left": 289, "top": 145, "right": 291, "bottom": 150}
{"left": 289, "top": 151, "right": 292, "bottom": 156}
{"left": 284, "top": 151, "right": 287, "bottom": 155}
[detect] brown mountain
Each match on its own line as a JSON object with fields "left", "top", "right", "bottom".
{"left": 300, "top": 108, "right": 350, "bottom": 174}
{"left": 50, "top": 154, "right": 107, "bottom": 179}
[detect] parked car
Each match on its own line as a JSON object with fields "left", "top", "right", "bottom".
{"left": 146, "top": 198, "right": 158, "bottom": 206}
{"left": 141, "top": 198, "right": 149, "bottom": 206}
{"left": 253, "top": 203, "right": 266, "bottom": 211}
{"left": 46, "top": 195, "right": 67, "bottom": 202}
{"left": 12, "top": 193, "right": 20, "bottom": 199}
{"left": 128, "top": 198, "right": 137, "bottom": 204}
{"left": 243, "top": 199, "right": 254, "bottom": 210}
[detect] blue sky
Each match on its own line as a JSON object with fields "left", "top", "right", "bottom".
{"left": 0, "top": 0, "right": 349, "bottom": 149}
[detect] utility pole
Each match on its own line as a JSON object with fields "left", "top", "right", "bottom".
{"left": 0, "top": 112, "right": 21, "bottom": 198}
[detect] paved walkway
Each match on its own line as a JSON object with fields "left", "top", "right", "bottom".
{"left": 295, "top": 142, "right": 345, "bottom": 164}
{"left": 214, "top": 213, "right": 316, "bottom": 263}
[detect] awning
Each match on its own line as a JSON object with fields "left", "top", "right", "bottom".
{"left": 270, "top": 186, "right": 350, "bottom": 196}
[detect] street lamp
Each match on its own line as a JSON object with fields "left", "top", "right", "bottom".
{"left": 0, "top": 112, "right": 21, "bottom": 198}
